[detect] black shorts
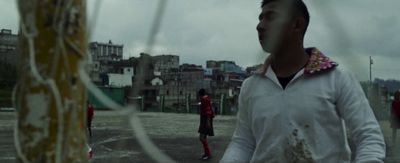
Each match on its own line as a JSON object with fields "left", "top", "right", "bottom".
{"left": 391, "top": 116, "right": 400, "bottom": 129}
{"left": 87, "top": 119, "right": 92, "bottom": 128}
{"left": 198, "top": 116, "right": 214, "bottom": 136}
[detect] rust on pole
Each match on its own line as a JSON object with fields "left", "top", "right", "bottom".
{"left": 15, "top": 0, "right": 88, "bottom": 162}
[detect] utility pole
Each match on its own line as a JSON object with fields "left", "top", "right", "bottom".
{"left": 370, "top": 56, "right": 373, "bottom": 83}
{"left": 16, "top": 0, "right": 87, "bottom": 162}
{"left": 175, "top": 69, "right": 179, "bottom": 112}
{"left": 177, "top": 68, "right": 181, "bottom": 112}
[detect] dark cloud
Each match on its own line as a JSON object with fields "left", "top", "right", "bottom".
{"left": 1, "top": 0, "right": 399, "bottom": 80}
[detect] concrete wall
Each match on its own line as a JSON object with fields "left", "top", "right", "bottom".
{"left": 108, "top": 73, "right": 132, "bottom": 87}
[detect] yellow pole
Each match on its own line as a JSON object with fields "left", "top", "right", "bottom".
{"left": 16, "top": 0, "right": 87, "bottom": 162}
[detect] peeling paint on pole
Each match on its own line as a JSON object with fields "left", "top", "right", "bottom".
{"left": 25, "top": 93, "right": 50, "bottom": 147}
{"left": 15, "top": 0, "right": 87, "bottom": 162}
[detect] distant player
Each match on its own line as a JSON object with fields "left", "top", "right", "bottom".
{"left": 197, "top": 88, "right": 214, "bottom": 160}
{"left": 87, "top": 102, "right": 94, "bottom": 137}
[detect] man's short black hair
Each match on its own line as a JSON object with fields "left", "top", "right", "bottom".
{"left": 261, "top": 0, "right": 310, "bottom": 34}
{"left": 198, "top": 88, "right": 206, "bottom": 96}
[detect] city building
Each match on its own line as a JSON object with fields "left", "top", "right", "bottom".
{"left": 157, "top": 63, "right": 208, "bottom": 106}
{"left": 87, "top": 48, "right": 251, "bottom": 112}
{"left": 0, "top": 29, "right": 18, "bottom": 65}
{"left": 206, "top": 59, "right": 247, "bottom": 89}
{"left": 89, "top": 40, "right": 123, "bottom": 62}
{"left": 206, "top": 60, "right": 227, "bottom": 69}
{"left": 246, "top": 63, "right": 263, "bottom": 74}
{"left": 153, "top": 54, "right": 179, "bottom": 74}
{"left": 206, "top": 60, "right": 247, "bottom": 78}
{"left": 107, "top": 69, "right": 134, "bottom": 87}
{"left": 179, "top": 63, "right": 206, "bottom": 97}
{"left": 88, "top": 40, "right": 124, "bottom": 83}
{"left": 0, "top": 29, "right": 18, "bottom": 89}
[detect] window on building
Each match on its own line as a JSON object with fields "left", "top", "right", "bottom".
{"left": 0, "top": 45, "right": 6, "bottom": 51}
{"left": 166, "top": 90, "right": 169, "bottom": 95}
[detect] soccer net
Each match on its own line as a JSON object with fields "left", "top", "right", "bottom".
{"left": 11, "top": 0, "right": 394, "bottom": 162}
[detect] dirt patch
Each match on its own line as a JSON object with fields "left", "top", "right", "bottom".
{"left": 284, "top": 129, "right": 314, "bottom": 163}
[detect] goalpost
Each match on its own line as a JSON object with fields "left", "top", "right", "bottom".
{"left": 15, "top": 0, "right": 88, "bottom": 162}
{"left": 14, "top": 0, "right": 175, "bottom": 162}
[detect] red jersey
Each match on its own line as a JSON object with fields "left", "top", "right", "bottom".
{"left": 87, "top": 104, "right": 94, "bottom": 120}
{"left": 392, "top": 100, "right": 400, "bottom": 117}
{"left": 200, "top": 95, "right": 214, "bottom": 117}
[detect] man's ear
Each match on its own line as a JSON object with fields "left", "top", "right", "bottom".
{"left": 293, "top": 17, "right": 306, "bottom": 34}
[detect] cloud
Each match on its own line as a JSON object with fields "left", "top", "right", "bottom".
{"left": 87, "top": 0, "right": 265, "bottom": 67}
{"left": 0, "top": 0, "right": 18, "bottom": 31}
{"left": 1, "top": 0, "right": 399, "bottom": 80}
{"left": 305, "top": 0, "right": 400, "bottom": 80}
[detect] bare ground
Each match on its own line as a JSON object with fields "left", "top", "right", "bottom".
{"left": 1, "top": 111, "right": 400, "bottom": 163}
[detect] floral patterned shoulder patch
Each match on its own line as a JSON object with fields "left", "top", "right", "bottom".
{"left": 304, "top": 48, "right": 338, "bottom": 76}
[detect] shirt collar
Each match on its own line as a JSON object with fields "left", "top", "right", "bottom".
{"left": 303, "top": 47, "right": 338, "bottom": 76}
{"left": 257, "top": 47, "right": 338, "bottom": 77}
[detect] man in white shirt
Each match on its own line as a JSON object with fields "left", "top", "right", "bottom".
{"left": 220, "top": 0, "right": 386, "bottom": 162}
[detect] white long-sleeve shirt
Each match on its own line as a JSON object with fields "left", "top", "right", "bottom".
{"left": 220, "top": 48, "right": 385, "bottom": 163}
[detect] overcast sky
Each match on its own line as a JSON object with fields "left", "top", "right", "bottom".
{"left": 1, "top": 0, "right": 399, "bottom": 81}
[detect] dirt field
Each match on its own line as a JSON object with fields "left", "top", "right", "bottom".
{"left": 1, "top": 111, "right": 400, "bottom": 163}
{"left": 88, "top": 111, "right": 236, "bottom": 163}
{"left": 0, "top": 111, "right": 236, "bottom": 163}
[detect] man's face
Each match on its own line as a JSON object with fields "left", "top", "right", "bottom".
{"left": 257, "top": 2, "right": 294, "bottom": 53}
